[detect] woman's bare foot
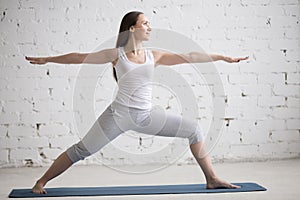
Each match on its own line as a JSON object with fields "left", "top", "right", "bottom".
{"left": 32, "top": 180, "right": 47, "bottom": 194}
{"left": 206, "top": 177, "right": 241, "bottom": 189}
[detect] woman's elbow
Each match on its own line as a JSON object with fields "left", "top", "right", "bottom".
{"left": 184, "top": 52, "right": 196, "bottom": 63}
{"left": 73, "top": 53, "right": 86, "bottom": 64}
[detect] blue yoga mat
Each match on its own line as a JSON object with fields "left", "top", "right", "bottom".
{"left": 9, "top": 182, "right": 266, "bottom": 198}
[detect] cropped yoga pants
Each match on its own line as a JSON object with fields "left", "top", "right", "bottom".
{"left": 66, "top": 103, "right": 204, "bottom": 163}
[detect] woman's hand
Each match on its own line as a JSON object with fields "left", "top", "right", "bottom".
{"left": 25, "top": 56, "right": 48, "bottom": 65}
{"left": 222, "top": 56, "right": 249, "bottom": 63}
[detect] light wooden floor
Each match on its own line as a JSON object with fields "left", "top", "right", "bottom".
{"left": 1, "top": 159, "right": 299, "bottom": 200}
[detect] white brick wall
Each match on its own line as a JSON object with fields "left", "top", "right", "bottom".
{"left": 0, "top": 0, "right": 299, "bottom": 168}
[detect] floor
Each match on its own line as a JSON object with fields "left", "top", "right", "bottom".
{"left": 1, "top": 159, "right": 299, "bottom": 200}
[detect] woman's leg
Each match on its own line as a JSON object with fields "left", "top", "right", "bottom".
{"left": 190, "top": 141, "right": 240, "bottom": 189}
{"left": 136, "top": 109, "right": 240, "bottom": 189}
{"left": 32, "top": 152, "right": 73, "bottom": 194}
{"left": 32, "top": 105, "right": 124, "bottom": 194}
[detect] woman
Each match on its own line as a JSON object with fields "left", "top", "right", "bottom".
{"left": 26, "top": 11, "right": 248, "bottom": 194}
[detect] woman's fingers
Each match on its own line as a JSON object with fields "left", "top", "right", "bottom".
{"left": 25, "top": 56, "right": 37, "bottom": 62}
{"left": 226, "top": 56, "right": 249, "bottom": 63}
{"left": 25, "top": 56, "right": 47, "bottom": 65}
{"left": 236, "top": 56, "right": 249, "bottom": 62}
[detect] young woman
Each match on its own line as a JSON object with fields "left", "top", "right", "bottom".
{"left": 26, "top": 11, "right": 248, "bottom": 194}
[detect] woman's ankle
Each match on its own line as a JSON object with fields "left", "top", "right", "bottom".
{"left": 205, "top": 175, "right": 218, "bottom": 183}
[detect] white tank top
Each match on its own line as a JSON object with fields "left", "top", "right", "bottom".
{"left": 112, "top": 47, "right": 155, "bottom": 110}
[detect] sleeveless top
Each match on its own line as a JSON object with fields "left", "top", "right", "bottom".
{"left": 112, "top": 47, "right": 155, "bottom": 110}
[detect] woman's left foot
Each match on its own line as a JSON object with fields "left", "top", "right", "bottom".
{"left": 206, "top": 177, "right": 240, "bottom": 189}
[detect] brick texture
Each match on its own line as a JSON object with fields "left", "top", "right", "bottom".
{"left": 0, "top": 0, "right": 299, "bottom": 167}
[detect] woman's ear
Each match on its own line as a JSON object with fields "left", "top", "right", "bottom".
{"left": 129, "top": 26, "right": 135, "bottom": 32}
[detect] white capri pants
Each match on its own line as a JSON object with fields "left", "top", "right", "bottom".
{"left": 66, "top": 103, "right": 204, "bottom": 163}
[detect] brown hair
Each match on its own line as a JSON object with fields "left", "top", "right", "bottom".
{"left": 113, "top": 11, "right": 144, "bottom": 81}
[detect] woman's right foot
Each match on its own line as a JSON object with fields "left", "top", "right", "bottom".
{"left": 206, "top": 177, "right": 240, "bottom": 189}
{"left": 32, "top": 180, "right": 47, "bottom": 194}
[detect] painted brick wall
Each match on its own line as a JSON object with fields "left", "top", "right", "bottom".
{"left": 0, "top": 0, "right": 299, "bottom": 168}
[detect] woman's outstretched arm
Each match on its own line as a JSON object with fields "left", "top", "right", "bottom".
{"left": 25, "top": 48, "right": 118, "bottom": 65}
{"left": 153, "top": 51, "right": 248, "bottom": 66}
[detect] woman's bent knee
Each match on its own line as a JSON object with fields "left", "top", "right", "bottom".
{"left": 66, "top": 141, "right": 91, "bottom": 163}
{"left": 188, "top": 124, "right": 204, "bottom": 145}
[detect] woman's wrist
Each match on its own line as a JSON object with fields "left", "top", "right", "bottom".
{"left": 218, "top": 55, "right": 226, "bottom": 61}
{"left": 211, "top": 54, "right": 225, "bottom": 61}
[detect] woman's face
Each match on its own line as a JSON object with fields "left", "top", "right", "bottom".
{"left": 131, "top": 14, "right": 151, "bottom": 41}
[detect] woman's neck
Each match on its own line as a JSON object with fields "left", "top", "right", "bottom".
{"left": 124, "top": 36, "right": 143, "bottom": 55}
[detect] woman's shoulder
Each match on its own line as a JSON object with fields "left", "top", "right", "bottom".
{"left": 109, "top": 47, "right": 120, "bottom": 66}
{"left": 151, "top": 50, "right": 164, "bottom": 63}
{"left": 97, "top": 47, "right": 118, "bottom": 60}
{"left": 106, "top": 47, "right": 118, "bottom": 56}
